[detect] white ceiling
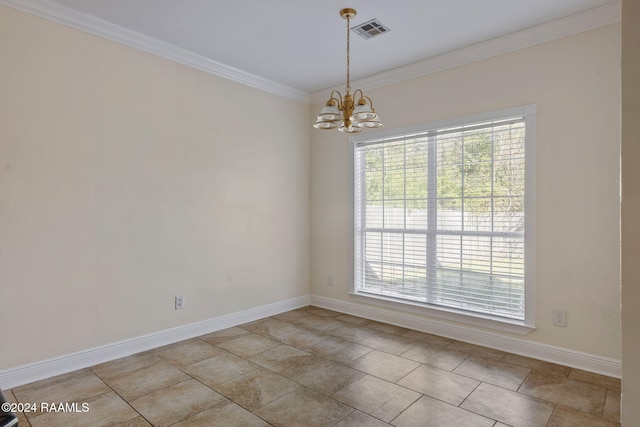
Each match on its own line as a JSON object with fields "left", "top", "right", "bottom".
{"left": 4, "top": 0, "right": 619, "bottom": 96}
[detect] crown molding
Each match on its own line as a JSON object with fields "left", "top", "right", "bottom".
{"left": 311, "top": 1, "right": 621, "bottom": 104}
{"left": 0, "top": 0, "right": 619, "bottom": 107}
{"left": 0, "top": 0, "right": 311, "bottom": 104}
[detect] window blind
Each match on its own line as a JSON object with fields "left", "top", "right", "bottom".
{"left": 354, "top": 115, "right": 527, "bottom": 321}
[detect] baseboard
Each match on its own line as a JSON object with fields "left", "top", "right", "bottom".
{"left": 0, "top": 295, "right": 310, "bottom": 390}
{"left": 310, "top": 295, "right": 621, "bottom": 379}
{"left": 1, "top": 293, "right": 620, "bottom": 390}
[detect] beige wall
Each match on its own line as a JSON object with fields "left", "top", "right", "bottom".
{"left": 0, "top": 6, "right": 310, "bottom": 370}
{"left": 311, "top": 24, "right": 621, "bottom": 359}
{"left": 621, "top": 0, "right": 640, "bottom": 423}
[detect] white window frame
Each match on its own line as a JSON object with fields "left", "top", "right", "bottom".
{"left": 350, "top": 105, "right": 536, "bottom": 335}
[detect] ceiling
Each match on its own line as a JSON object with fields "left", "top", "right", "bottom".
{"left": 5, "top": 0, "right": 619, "bottom": 96}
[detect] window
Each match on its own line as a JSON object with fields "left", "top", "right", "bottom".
{"left": 353, "top": 106, "right": 535, "bottom": 328}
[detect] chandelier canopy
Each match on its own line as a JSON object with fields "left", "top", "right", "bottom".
{"left": 314, "top": 8, "right": 383, "bottom": 133}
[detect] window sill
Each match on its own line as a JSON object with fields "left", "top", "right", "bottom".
{"left": 350, "top": 291, "right": 536, "bottom": 336}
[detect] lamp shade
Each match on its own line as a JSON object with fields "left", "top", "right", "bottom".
{"left": 351, "top": 102, "right": 377, "bottom": 121}
{"left": 314, "top": 119, "right": 339, "bottom": 129}
{"left": 318, "top": 104, "right": 342, "bottom": 121}
{"left": 338, "top": 122, "right": 362, "bottom": 133}
{"left": 356, "top": 114, "right": 383, "bottom": 128}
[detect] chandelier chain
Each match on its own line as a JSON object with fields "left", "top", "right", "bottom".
{"left": 346, "top": 12, "right": 351, "bottom": 93}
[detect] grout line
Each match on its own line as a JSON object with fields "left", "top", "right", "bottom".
{"left": 87, "top": 366, "right": 155, "bottom": 427}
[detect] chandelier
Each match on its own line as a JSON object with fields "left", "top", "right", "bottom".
{"left": 314, "top": 8, "right": 383, "bottom": 133}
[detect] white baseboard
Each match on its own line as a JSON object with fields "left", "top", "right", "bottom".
{"left": 1, "top": 293, "right": 620, "bottom": 391}
{"left": 310, "top": 295, "right": 621, "bottom": 379}
{"left": 0, "top": 295, "right": 310, "bottom": 390}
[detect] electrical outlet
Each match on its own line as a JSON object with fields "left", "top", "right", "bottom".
{"left": 175, "top": 295, "right": 184, "bottom": 310}
{"left": 552, "top": 309, "right": 567, "bottom": 327}
{"left": 327, "top": 275, "right": 334, "bottom": 286}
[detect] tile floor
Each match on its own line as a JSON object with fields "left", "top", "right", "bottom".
{"left": 5, "top": 306, "right": 621, "bottom": 426}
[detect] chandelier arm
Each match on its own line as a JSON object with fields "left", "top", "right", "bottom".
{"left": 330, "top": 90, "right": 344, "bottom": 109}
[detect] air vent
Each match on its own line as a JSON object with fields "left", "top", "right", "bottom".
{"left": 352, "top": 19, "right": 390, "bottom": 40}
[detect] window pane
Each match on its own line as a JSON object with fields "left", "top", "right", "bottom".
{"left": 438, "top": 198, "right": 462, "bottom": 231}
{"left": 362, "top": 232, "right": 383, "bottom": 293}
{"left": 405, "top": 233, "right": 427, "bottom": 268}
{"left": 383, "top": 200, "right": 404, "bottom": 229}
{"left": 437, "top": 234, "right": 462, "bottom": 271}
{"left": 406, "top": 201, "right": 428, "bottom": 229}
{"left": 366, "top": 202, "right": 384, "bottom": 228}
{"left": 493, "top": 197, "right": 524, "bottom": 232}
{"left": 437, "top": 164, "right": 462, "bottom": 201}
{"left": 365, "top": 171, "right": 384, "bottom": 201}
{"left": 494, "top": 159, "right": 524, "bottom": 197}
